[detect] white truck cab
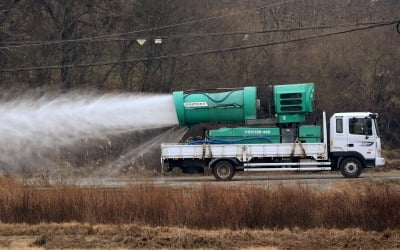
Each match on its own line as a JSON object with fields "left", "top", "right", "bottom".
{"left": 329, "top": 112, "right": 385, "bottom": 177}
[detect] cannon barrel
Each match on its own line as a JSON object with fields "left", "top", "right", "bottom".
{"left": 172, "top": 83, "right": 315, "bottom": 126}
{"left": 172, "top": 87, "right": 257, "bottom": 126}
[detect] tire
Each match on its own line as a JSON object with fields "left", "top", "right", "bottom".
{"left": 212, "top": 160, "right": 235, "bottom": 181}
{"left": 340, "top": 157, "right": 363, "bottom": 178}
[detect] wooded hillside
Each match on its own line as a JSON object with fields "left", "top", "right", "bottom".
{"left": 0, "top": 0, "right": 399, "bottom": 147}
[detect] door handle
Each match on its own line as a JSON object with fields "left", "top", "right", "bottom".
{"left": 361, "top": 142, "right": 374, "bottom": 146}
{"left": 347, "top": 144, "right": 354, "bottom": 147}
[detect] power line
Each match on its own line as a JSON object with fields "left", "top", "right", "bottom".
{"left": 59, "top": 0, "right": 295, "bottom": 38}
{"left": 0, "top": 0, "right": 296, "bottom": 46}
{"left": 1, "top": 0, "right": 397, "bottom": 49}
{"left": 0, "top": 4, "right": 31, "bottom": 14}
{"left": 1, "top": 0, "right": 399, "bottom": 47}
{"left": 0, "top": 7, "right": 21, "bottom": 12}
{"left": 0, "top": 20, "right": 397, "bottom": 73}
{"left": 0, "top": 19, "right": 395, "bottom": 49}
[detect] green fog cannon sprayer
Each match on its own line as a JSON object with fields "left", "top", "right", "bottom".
{"left": 163, "top": 82, "right": 384, "bottom": 180}
{"left": 172, "top": 83, "right": 319, "bottom": 144}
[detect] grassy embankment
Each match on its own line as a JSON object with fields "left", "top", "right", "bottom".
{"left": 1, "top": 176, "right": 400, "bottom": 248}
{"left": 0, "top": 176, "right": 399, "bottom": 231}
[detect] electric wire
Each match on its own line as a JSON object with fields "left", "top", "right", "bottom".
{"left": 0, "top": 20, "right": 397, "bottom": 73}
{"left": 0, "top": 4, "right": 32, "bottom": 14}
{"left": 0, "top": 19, "right": 395, "bottom": 49}
{"left": 1, "top": 0, "right": 398, "bottom": 48}
{"left": 0, "top": 0, "right": 296, "bottom": 48}
{"left": 0, "top": 7, "right": 21, "bottom": 12}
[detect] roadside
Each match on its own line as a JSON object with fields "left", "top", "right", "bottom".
{"left": 21, "top": 171, "right": 400, "bottom": 191}
{"left": 0, "top": 223, "right": 399, "bottom": 249}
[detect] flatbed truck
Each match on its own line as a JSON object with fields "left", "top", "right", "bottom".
{"left": 161, "top": 84, "right": 385, "bottom": 180}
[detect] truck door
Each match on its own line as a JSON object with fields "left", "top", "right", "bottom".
{"left": 330, "top": 116, "right": 347, "bottom": 152}
{"left": 347, "top": 117, "right": 376, "bottom": 160}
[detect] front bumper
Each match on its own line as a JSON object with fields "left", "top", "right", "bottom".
{"left": 375, "top": 157, "right": 385, "bottom": 167}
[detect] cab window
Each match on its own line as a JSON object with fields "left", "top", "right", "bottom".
{"left": 349, "top": 118, "right": 372, "bottom": 135}
{"left": 336, "top": 118, "right": 343, "bottom": 133}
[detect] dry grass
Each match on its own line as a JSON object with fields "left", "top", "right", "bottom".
{"left": 0, "top": 176, "right": 400, "bottom": 231}
{"left": 383, "top": 149, "right": 400, "bottom": 169}
{"left": 0, "top": 223, "right": 399, "bottom": 249}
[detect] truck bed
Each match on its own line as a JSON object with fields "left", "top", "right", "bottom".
{"left": 161, "top": 142, "right": 328, "bottom": 162}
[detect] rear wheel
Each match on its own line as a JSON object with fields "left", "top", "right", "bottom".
{"left": 340, "top": 157, "right": 363, "bottom": 178}
{"left": 212, "top": 160, "right": 235, "bottom": 181}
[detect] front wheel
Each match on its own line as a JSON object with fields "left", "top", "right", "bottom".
{"left": 340, "top": 157, "right": 363, "bottom": 178}
{"left": 212, "top": 160, "right": 235, "bottom": 181}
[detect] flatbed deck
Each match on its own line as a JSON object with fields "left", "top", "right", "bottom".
{"left": 161, "top": 142, "right": 328, "bottom": 163}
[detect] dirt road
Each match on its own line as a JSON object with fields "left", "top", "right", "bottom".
{"left": 71, "top": 170, "right": 400, "bottom": 191}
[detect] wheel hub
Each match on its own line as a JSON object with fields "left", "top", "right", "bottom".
{"left": 344, "top": 162, "right": 358, "bottom": 174}
{"left": 217, "top": 165, "right": 230, "bottom": 178}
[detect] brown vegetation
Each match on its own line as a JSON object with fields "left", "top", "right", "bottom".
{"left": 383, "top": 149, "right": 400, "bottom": 169}
{"left": 1, "top": 223, "right": 400, "bottom": 249}
{"left": 0, "top": 176, "right": 399, "bottom": 231}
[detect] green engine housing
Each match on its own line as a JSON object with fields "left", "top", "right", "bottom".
{"left": 299, "top": 125, "right": 321, "bottom": 143}
{"left": 274, "top": 83, "right": 315, "bottom": 123}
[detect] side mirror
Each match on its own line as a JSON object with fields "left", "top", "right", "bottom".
{"left": 369, "top": 113, "right": 378, "bottom": 119}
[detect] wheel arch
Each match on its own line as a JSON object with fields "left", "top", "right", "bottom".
{"left": 330, "top": 151, "right": 367, "bottom": 170}
{"left": 208, "top": 158, "right": 240, "bottom": 169}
